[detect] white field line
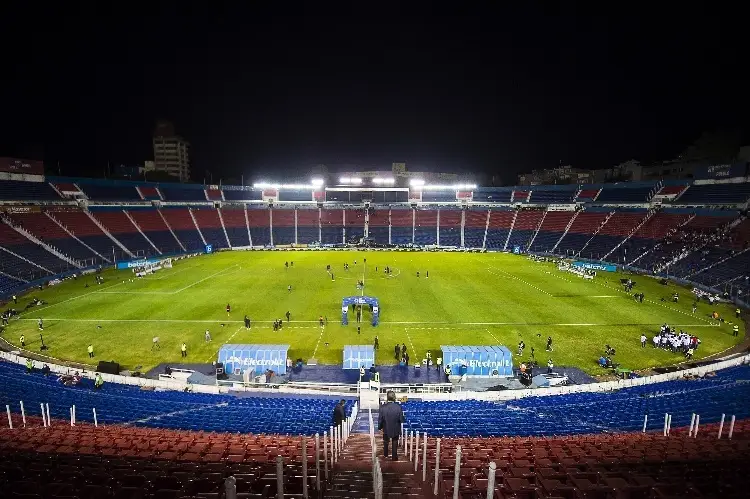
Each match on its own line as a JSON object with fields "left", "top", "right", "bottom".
{"left": 97, "top": 265, "right": 241, "bottom": 295}
{"left": 205, "top": 325, "right": 244, "bottom": 362}
{"left": 23, "top": 279, "right": 128, "bottom": 314}
{"left": 405, "top": 328, "right": 417, "bottom": 358}
{"left": 485, "top": 328, "right": 501, "bottom": 343}
{"left": 486, "top": 266, "right": 553, "bottom": 297}
{"left": 311, "top": 325, "right": 326, "bottom": 358}
{"left": 15, "top": 318, "right": 721, "bottom": 327}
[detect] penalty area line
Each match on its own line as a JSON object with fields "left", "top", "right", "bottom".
{"left": 205, "top": 325, "right": 244, "bottom": 362}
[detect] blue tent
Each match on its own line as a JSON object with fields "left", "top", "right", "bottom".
{"left": 341, "top": 296, "right": 380, "bottom": 326}
{"left": 440, "top": 345, "right": 513, "bottom": 377}
{"left": 342, "top": 345, "right": 375, "bottom": 370}
{"left": 217, "top": 344, "right": 290, "bottom": 375}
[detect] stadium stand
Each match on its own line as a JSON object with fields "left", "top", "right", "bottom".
{"left": 160, "top": 208, "right": 205, "bottom": 251}
{"left": 0, "top": 180, "right": 60, "bottom": 201}
{"left": 246, "top": 206, "right": 271, "bottom": 246}
{"left": 390, "top": 208, "right": 413, "bottom": 245}
{"left": 89, "top": 209, "right": 157, "bottom": 256}
{"left": 271, "top": 207, "right": 296, "bottom": 245}
{"left": 403, "top": 365, "right": 750, "bottom": 437}
{"left": 279, "top": 188, "right": 314, "bottom": 202}
{"left": 222, "top": 187, "right": 263, "bottom": 201}
{"left": 0, "top": 222, "right": 72, "bottom": 275}
{"left": 220, "top": 207, "right": 250, "bottom": 247}
{"left": 582, "top": 208, "right": 648, "bottom": 260}
{"left": 50, "top": 210, "right": 121, "bottom": 261}
{"left": 656, "top": 184, "right": 688, "bottom": 197}
{"left": 127, "top": 208, "right": 183, "bottom": 254}
{"left": 529, "top": 210, "right": 576, "bottom": 253}
{"left": 78, "top": 183, "right": 141, "bottom": 201}
{"left": 422, "top": 190, "right": 458, "bottom": 203}
{"left": 438, "top": 208, "right": 462, "bottom": 247}
{"left": 321, "top": 208, "right": 344, "bottom": 245}
{"left": 367, "top": 208, "right": 390, "bottom": 245}
{"left": 205, "top": 188, "right": 222, "bottom": 201}
{"left": 191, "top": 208, "right": 229, "bottom": 249}
{"left": 159, "top": 186, "right": 207, "bottom": 201}
{"left": 555, "top": 208, "right": 611, "bottom": 255}
{"left": 595, "top": 184, "right": 655, "bottom": 203}
{"left": 528, "top": 187, "right": 576, "bottom": 203}
{"left": 464, "top": 208, "right": 488, "bottom": 248}
{"left": 137, "top": 185, "right": 161, "bottom": 200}
{"left": 485, "top": 208, "right": 514, "bottom": 250}
{"left": 344, "top": 209, "right": 365, "bottom": 243}
{"left": 8, "top": 212, "right": 100, "bottom": 264}
{"left": 511, "top": 190, "right": 530, "bottom": 203}
{"left": 676, "top": 182, "right": 750, "bottom": 205}
{"left": 0, "top": 360, "right": 352, "bottom": 435}
{"left": 472, "top": 188, "right": 512, "bottom": 203}
{"left": 506, "top": 209, "right": 544, "bottom": 251}
{"left": 296, "top": 208, "right": 320, "bottom": 244}
{"left": 574, "top": 188, "right": 600, "bottom": 202}
{"left": 414, "top": 209, "right": 438, "bottom": 245}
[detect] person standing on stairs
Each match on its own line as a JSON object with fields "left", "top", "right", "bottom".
{"left": 332, "top": 399, "right": 346, "bottom": 429}
{"left": 378, "top": 391, "right": 405, "bottom": 461}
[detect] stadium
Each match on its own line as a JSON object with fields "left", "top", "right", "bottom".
{"left": 1, "top": 171, "right": 749, "bottom": 498}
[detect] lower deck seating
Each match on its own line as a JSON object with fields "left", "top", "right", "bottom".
{"left": 485, "top": 229, "right": 509, "bottom": 250}
{"left": 368, "top": 226, "right": 389, "bottom": 244}
{"left": 272, "top": 227, "right": 295, "bottom": 245}
{"left": 463, "top": 228, "right": 485, "bottom": 248}
{"left": 321, "top": 226, "right": 342, "bottom": 245}
{"left": 390, "top": 227, "right": 412, "bottom": 245}
{"left": 439, "top": 227, "right": 460, "bottom": 247}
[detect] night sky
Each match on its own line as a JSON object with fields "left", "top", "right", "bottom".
{"left": 1, "top": 3, "right": 746, "bottom": 184}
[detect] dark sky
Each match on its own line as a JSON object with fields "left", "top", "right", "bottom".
{"left": 1, "top": 2, "right": 746, "bottom": 183}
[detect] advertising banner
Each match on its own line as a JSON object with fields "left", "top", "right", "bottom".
{"left": 693, "top": 163, "right": 748, "bottom": 180}
{"left": 0, "top": 206, "right": 41, "bottom": 213}
{"left": 218, "top": 344, "right": 289, "bottom": 375}
{"left": 572, "top": 261, "right": 616, "bottom": 272}
{"left": 440, "top": 345, "right": 513, "bottom": 377}
{"left": 116, "top": 258, "right": 163, "bottom": 269}
{"left": 342, "top": 345, "right": 375, "bottom": 370}
{"left": 0, "top": 157, "right": 44, "bottom": 175}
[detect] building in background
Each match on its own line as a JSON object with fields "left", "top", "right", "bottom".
{"left": 152, "top": 121, "right": 190, "bottom": 182}
{"left": 517, "top": 165, "right": 595, "bottom": 186}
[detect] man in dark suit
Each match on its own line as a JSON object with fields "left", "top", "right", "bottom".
{"left": 378, "top": 391, "right": 405, "bottom": 461}
{"left": 332, "top": 399, "right": 346, "bottom": 428}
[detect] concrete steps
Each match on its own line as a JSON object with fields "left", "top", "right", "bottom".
{"left": 330, "top": 433, "right": 429, "bottom": 498}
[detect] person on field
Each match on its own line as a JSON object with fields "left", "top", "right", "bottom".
{"left": 38, "top": 318, "right": 43, "bottom": 331}
{"left": 244, "top": 315, "right": 251, "bottom": 328}
{"left": 152, "top": 336, "right": 160, "bottom": 350}
{"left": 640, "top": 334, "right": 647, "bottom": 348}
{"left": 181, "top": 342, "right": 187, "bottom": 358}
{"left": 378, "top": 391, "right": 404, "bottom": 461}
{"left": 226, "top": 304, "right": 231, "bottom": 316}
{"left": 285, "top": 311, "right": 291, "bottom": 323}
{"left": 13, "top": 295, "right": 17, "bottom": 304}
{"left": 87, "top": 344, "right": 94, "bottom": 358}
{"left": 546, "top": 336, "right": 553, "bottom": 352}
{"left": 374, "top": 335, "right": 379, "bottom": 350}
{"left": 547, "top": 358, "right": 554, "bottom": 373}
{"left": 734, "top": 325, "right": 740, "bottom": 337}
{"left": 288, "top": 285, "right": 292, "bottom": 293}
{"left": 204, "top": 329, "right": 211, "bottom": 342}
{"left": 20, "top": 334, "right": 25, "bottom": 348}
{"left": 737, "top": 308, "right": 741, "bottom": 319}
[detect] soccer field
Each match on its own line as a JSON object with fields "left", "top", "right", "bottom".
{"left": 1, "top": 251, "right": 743, "bottom": 375}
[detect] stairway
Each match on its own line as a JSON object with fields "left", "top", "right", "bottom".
{"left": 551, "top": 210, "right": 580, "bottom": 253}
{"left": 216, "top": 208, "right": 232, "bottom": 248}
{"left": 188, "top": 208, "right": 208, "bottom": 246}
{"left": 601, "top": 208, "right": 656, "bottom": 261}
{"left": 85, "top": 210, "right": 135, "bottom": 258}
{"left": 123, "top": 210, "right": 162, "bottom": 255}
{"left": 330, "top": 433, "right": 429, "bottom": 498}
{"left": 526, "top": 209, "right": 548, "bottom": 251}
{"left": 576, "top": 210, "right": 615, "bottom": 257}
{"left": 3, "top": 218, "right": 82, "bottom": 268}
{"left": 503, "top": 210, "right": 519, "bottom": 251}
{"left": 157, "top": 209, "right": 187, "bottom": 252}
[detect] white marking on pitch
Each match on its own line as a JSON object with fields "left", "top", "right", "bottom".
{"left": 98, "top": 265, "right": 241, "bottom": 295}
{"left": 205, "top": 325, "right": 244, "bottom": 362}
{"left": 311, "top": 325, "right": 326, "bottom": 358}
{"left": 16, "top": 318, "right": 720, "bottom": 328}
{"left": 486, "top": 266, "right": 553, "bottom": 296}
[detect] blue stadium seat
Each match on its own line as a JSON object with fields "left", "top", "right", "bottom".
{"left": 390, "top": 227, "right": 412, "bottom": 245}
{"left": 321, "top": 226, "right": 342, "bottom": 245}
{"left": 463, "top": 228, "right": 485, "bottom": 248}
{"left": 367, "top": 227, "right": 389, "bottom": 244}
{"left": 272, "top": 227, "right": 295, "bottom": 245}
{"left": 439, "top": 227, "right": 460, "bottom": 247}
{"left": 0, "top": 180, "right": 60, "bottom": 201}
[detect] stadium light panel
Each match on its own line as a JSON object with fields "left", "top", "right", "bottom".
{"left": 423, "top": 183, "right": 477, "bottom": 190}
{"left": 410, "top": 179, "right": 425, "bottom": 187}
{"left": 253, "top": 182, "right": 319, "bottom": 189}
{"left": 311, "top": 178, "right": 324, "bottom": 187}
{"left": 373, "top": 177, "right": 395, "bottom": 184}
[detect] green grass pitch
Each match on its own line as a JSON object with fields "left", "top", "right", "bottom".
{"left": 1, "top": 251, "right": 743, "bottom": 375}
